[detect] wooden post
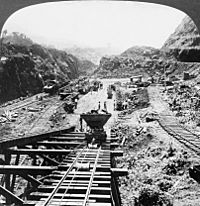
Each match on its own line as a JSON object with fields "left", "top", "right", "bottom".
{"left": 32, "top": 145, "right": 37, "bottom": 166}
{"left": 4, "top": 153, "right": 11, "bottom": 205}
{"left": 10, "top": 153, "right": 20, "bottom": 193}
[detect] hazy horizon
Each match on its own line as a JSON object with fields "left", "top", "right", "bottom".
{"left": 2, "top": 1, "right": 185, "bottom": 53}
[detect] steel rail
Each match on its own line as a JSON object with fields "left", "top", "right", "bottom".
{"left": 159, "top": 115, "right": 200, "bottom": 155}
{"left": 2, "top": 95, "right": 56, "bottom": 112}
{"left": 56, "top": 148, "right": 90, "bottom": 206}
{"left": 41, "top": 147, "right": 86, "bottom": 206}
{"left": 26, "top": 100, "right": 63, "bottom": 135}
{"left": 165, "top": 126, "right": 200, "bottom": 152}
{"left": 83, "top": 146, "right": 101, "bottom": 206}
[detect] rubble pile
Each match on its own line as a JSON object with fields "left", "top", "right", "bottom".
{"left": 112, "top": 121, "right": 199, "bottom": 205}
{"left": 116, "top": 88, "right": 149, "bottom": 113}
{"left": 166, "top": 83, "right": 200, "bottom": 128}
{"left": 49, "top": 107, "right": 67, "bottom": 128}
{"left": 163, "top": 152, "right": 191, "bottom": 176}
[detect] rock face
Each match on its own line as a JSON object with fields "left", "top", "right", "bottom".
{"left": 162, "top": 16, "right": 200, "bottom": 62}
{"left": 96, "top": 17, "right": 200, "bottom": 78}
{"left": 0, "top": 32, "right": 94, "bottom": 102}
{"left": 95, "top": 46, "right": 171, "bottom": 78}
{"left": 121, "top": 46, "right": 161, "bottom": 61}
{"left": 0, "top": 54, "right": 44, "bottom": 102}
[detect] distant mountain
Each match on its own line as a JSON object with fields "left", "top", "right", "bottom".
{"left": 65, "top": 46, "right": 118, "bottom": 64}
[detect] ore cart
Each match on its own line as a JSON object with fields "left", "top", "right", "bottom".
{"left": 81, "top": 113, "right": 111, "bottom": 144}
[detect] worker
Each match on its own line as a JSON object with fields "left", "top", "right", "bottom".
{"left": 104, "top": 101, "right": 107, "bottom": 111}
{"left": 74, "top": 98, "right": 78, "bottom": 109}
{"left": 98, "top": 101, "right": 101, "bottom": 110}
{"left": 80, "top": 117, "right": 83, "bottom": 131}
{"left": 122, "top": 100, "right": 128, "bottom": 110}
{"left": 114, "top": 100, "right": 116, "bottom": 110}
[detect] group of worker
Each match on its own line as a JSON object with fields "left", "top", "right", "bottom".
{"left": 98, "top": 101, "right": 107, "bottom": 111}
{"left": 122, "top": 100, "right": 128, "bottom": 110}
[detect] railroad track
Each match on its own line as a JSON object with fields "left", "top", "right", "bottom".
{"left": 11, "top": 129, "right": 123, "bottom": 206}
{"left": 0, "top": 127, "right": 124, "bottom": 206}
{"left": 26, "top": 146, "right": 111, "bottom": 206}
{"left": 159, "top": 112, "right": 200, "bottom": 155}
{"left": 0, "top": 91, "right": 125, "bottom": 205}
{"left": 0, "top": 94, "right": 59, "bottom": 114}
{"left": 26, "top": 99, "right": 64, "bottom": 135}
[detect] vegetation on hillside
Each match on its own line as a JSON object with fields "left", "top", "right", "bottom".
{"left": 0, "top": 32, "right": 95, "bottom": 102}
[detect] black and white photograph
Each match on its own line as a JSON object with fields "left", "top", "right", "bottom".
{"left": 0, "top": 0, "right": 200, "bottom": 205}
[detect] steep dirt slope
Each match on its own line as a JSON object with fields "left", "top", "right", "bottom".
{"left": 163, "top": 16, "right": 200, "bottom": 49}
{"left": 0, "top": 32, "right": 95, "bottom": 102}
{"left": 162, "top": 16, "right": 200, "bottom": 62}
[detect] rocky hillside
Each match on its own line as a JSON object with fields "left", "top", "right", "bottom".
{"left": 78, "top": 59, "right": 97, "bottom": 76}
{"left": 0, "top": 32, "right": 95, "bottom": 102}
{"left": 162, "top": 16, "right": 200, "bottom": 62}
{"left": 121, "top": 46, "right": 161, "bottom": 60}
{"left": 95, "top": 16, "right": 200, "bottom": 79}
{"left": 95, "top": 46, "right": 172, "bottom": 78}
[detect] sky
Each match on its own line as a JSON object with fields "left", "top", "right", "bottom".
{"left": 3, "top": 1, "right": 186, "bottom": 52}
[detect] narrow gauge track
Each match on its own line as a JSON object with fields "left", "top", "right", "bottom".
{"left": 26, "top": 98, "right": 64, "bottom": 135}
{"left": 0, "top": 93, "right": 50, "bottom": 112}
{"left": 159, "top": 112, "right": 200, "bottom": 155}
{"left": 26, "top": 145, "right": 112, "bottom": 206}
{"left": 0, "top": 122, "right": 124, "bottom": 205}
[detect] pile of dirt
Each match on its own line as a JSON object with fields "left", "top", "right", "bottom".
{"left": 116, "top": 87, "right": 149, "bottom": 114}
{"left": 166, "top": 82, "right": 200, "bottom": 128}
{"left": 49, "top": 106, "right": 67, "bottom": 129}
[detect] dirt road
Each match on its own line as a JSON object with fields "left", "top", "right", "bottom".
{"left": 0, "top": 79, "right": 119, "bottom": 139}
{"left": 74, "top": 79, "right": 118, "bottom": 133}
